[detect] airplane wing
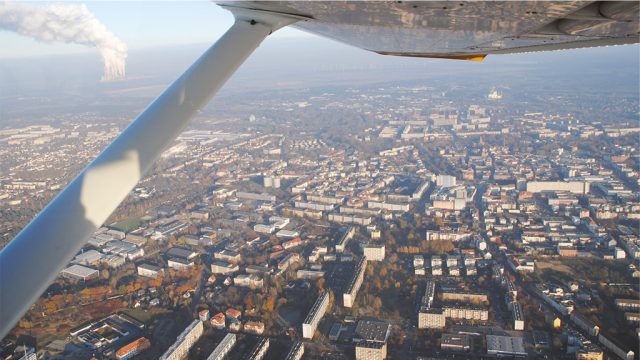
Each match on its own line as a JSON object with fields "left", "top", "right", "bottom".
{"left": 0, "top": 1, "right": 637, "bottom": 338}
{"left": 219, "top": 1, "right": 639, "bottom": 60}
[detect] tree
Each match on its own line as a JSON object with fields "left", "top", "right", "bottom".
{"left": 366, "top": 264, "right": 375, "bottom": 277}
{"left": 372, "top": 297, "right": 383, "bottom": 311}
{"left": 45, "top": 302, "right": 58, "bottom": 314}
{"left": 264, "top": 296, "right": 276, "bottom": 311}
{"left": 100, "top": 269, "right": 110, "bottom": 280}
{"left": 327, "top": 290, "right": 335, "bottom": 312}
{"left": 245, "top": 296, "right": 255, "bottom": 309}
{"left": 277, "top": 297, "right": 288, "bottom": 307}
{"left": 430, "top": 240, "right": 454, "bottom": 254}
{"left": 18, "top": 320, "right": 33, "bottom": 329}
{"left": 372, "top": 278, "right": 382, "bottom": 291}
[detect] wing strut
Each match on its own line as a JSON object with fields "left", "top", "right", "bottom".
{"left": 0, "top": 9, "right": 303, "bottom": 337}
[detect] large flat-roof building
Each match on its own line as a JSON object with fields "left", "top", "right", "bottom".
{"left": 278, "top": 253, "right": 301, "bottom": 271}
{"left": 137, "top": 263, "right": 164, "bottom": 278}
{"left": 307, "top": 194, "right": 345, "bottom": 205}
{"left": 166, "top": 246, "right": 198, "bottom": 260}
{"left": 512, "top": 302, "right": 525, "bottom": 331}
{"left": 61, "top": 264, "right": 99, "bottom": 281}
{"left": 159, "top": 319, "right": 203, "bottom": 360}
{"left": 206, "top": 333, "right": 235, "bottom": 360}
{"left": 211, "top": 260, "right": 239, "bottom": 275}
{"left": 344, "top": 257, "right": 367, "bottom": 307}
{"left": 615, "top": 298, "right": 640, "bottom": 311}
{"left": 486, "top": 335, "right": 526, "bottom": 357}
{"left": 72, "top": 249, "right": 103, "bottom": 266}
{"left": 442, "top": 306, "right": 488, "bottom": 321}
{"left": 418, "top": 307, "right": 446, "bottom": 329}
{"left": 155, "top": 220, "right": 188, "bottom": 236}
{"left": 214, "top": 249, "right": 241, "bottom": 263}
{"left": 418, "top": 279, "right": 445, "bottom": 329}
{"left": 245, "top": 337, "right": 269, "bottom": 360}
{"left": 246, "top": 264, "right": 273, "bottom": 275}
{"left": 355, "top": 340, "right": 387, "bottom": 360}
{"left": 254, "top": 224, "right": 276, "bottom": 234}
{"left": 422, "top": 280, "right": 436, "bottom": 307}
{"left": 353, "top": 319, "right": 391, "bottom": 360}
{"left": 295, "top": 201, "right": 335, "bottom": 212}
{"left": 234, "top": 274, "right": 263, "bottom": 288}
{"left": 236, "top": 191, "right": 276, "bottom": 202}
{"left": 362, "top": 244, "right": 385, "bottom": 261}
{"left": 116, "top": 337, "right": 151, "bottom": 360}
{"left": 284, "top": 340, "right": 304, "bottom": 360}
{"left": 302, "top": 291, "right": 329, "bottom": 339}
{"left": 168, "top": 257, "right": 194, "bottom": 270}
{"left": 353, "top": 319, "right": 391, "bottom": 344}
{"left": 440, "top": 333, "right": 470, "bottom": 352}
{"left": 123, "top": 233, "right": 147, "bottom": 246}
{"left": 103, "top": 240, "right": 144, "bottom": 260}
{"left": 328, "top": 213, "right": 373, "bottom": 226}
{"left": 336, "top": 226, "right": 356, "bottom": 253}
{"left": 526, "top": 180, "right": 589, "bottom": 194}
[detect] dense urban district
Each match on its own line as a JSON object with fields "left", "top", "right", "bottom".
{"left": 1, "top": 82, "right": 639, "bottom": 360}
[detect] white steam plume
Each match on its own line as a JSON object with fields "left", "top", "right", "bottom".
{"left": 0, "top": 1, "right": 127, "bottom": 81}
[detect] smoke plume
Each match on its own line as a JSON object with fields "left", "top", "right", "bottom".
{"left": 0, "top": 1, "right": 127, "bottom": 81}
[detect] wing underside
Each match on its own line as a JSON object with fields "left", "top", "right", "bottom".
{"left": 219, "top": 1, "right": 639, "bottom": 59}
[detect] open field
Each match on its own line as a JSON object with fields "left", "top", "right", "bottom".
{"left": 535, "top": 260, "right": 573, "bottom": 274}
{"left": 533, "top": 258, "right": 631, "bottom": 285}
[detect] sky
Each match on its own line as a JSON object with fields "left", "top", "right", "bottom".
{"left": 0, "top": 1, "right": 312, "bottom": 59}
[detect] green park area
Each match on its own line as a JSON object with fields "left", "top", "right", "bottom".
{"left": 110, "top": 216, "right": 146, "bottom": 233}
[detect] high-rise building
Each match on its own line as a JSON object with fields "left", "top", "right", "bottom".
{"left": 159, "top": 320, "right": 203, "bottom": 360}
{"left": 512, "top": 302, "right": 525, "bottom": 331}
{"left": 344, "top": 257, "right": 367, "bottom": 307}
{"left": 355, "top": 341, "right": 387, "bottom": 360}
{"left": 436, "top": 175, "right": 457, "bottom": 188}
{"left": 302, "top": 292, "right": 330, "bottom": 339}
{"left": 362, "top": 244, "right": 385, "bottom": 261}
{"left": 206, "top": 333, "right": 236, "bottom": 360}
{"left": 284, "top": 340, "right": 304, "bottom": 360}
{"left": 336, "top": 226, "right": 356, "bottom": 253}
{"left": 354, "top": 319, "right": 391, "bottom": 360}
{"left": 245, "top": 337, "right": 270, "bottom": 360}
{"left": 418, "top": 308, "right": 446, "bottom": 329}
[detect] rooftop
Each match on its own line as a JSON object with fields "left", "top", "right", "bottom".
{"left": 166, "top": 246, "right": 197, "bottom": 259}
{"left": 354, "top": 319, "right": 390, "bottom": 344}
{"left": 441, "top": 333, "right": 470, "bottom": 347}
